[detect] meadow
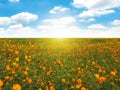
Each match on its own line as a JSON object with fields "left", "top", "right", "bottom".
{"left": 0, "top": 38, "right": 120, "bottom": 90}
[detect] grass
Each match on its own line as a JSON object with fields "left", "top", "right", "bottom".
{"left": 0, "top": 38, "right": 120, "bottom": 90}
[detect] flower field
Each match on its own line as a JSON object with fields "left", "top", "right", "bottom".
{"left": 0, "top": 38, "right": 120, "bottom": 90}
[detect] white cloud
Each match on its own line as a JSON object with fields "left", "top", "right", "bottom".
{"left": 0, "top": 17, "right": 11, "bottom": 26}
{"left": 49, "top": 6, "right": 69, "bottom": 14}
{"left": 37, "top": 17, "right": 80, "bottom": 37}
{"left": 88, "top": 18, "right": 95, "bottom": 22}
{"left": 1, "top": 22, "right": 120, "bottom": 38}
{"left": 88, "top": 24, "right": 107, "bottom": 30}
{"left": 0, "top": 28, "right": 6, "bottom": 37}
{"left": 6, "top": 24, "right": 36, "bottom": 37}
{"left": 72, "top": 0, "right": 119, "bottom": 18}
{"left": 111, "top": 19, "right": 120, "bottom": 26}
{"left": 7, "top": 24, "right": 33, "bottom": 33}
{"left": 11, "top": 12, "right": 38, "bottom": 24}
{"left": 42, "top": 17, "right": 76, "bottom": 25}
{"left": 80, "top": 18, "right": 95, "bottom": 22}
{"left": 72, "top": 0, "right": 120, "bottom": 10}
{"left": 0, "top": 12, "right": 38, "bottom": 26}
{"left": 9, "top": 0, "right": 20, "bottom": 2}
{"left": 7, "top": 24, "right": 23, "bottom": 32}
{"left": 0, "top": 28, "right": 5, "bottom": 33}
{"left": 36, "top": 17, "right": 120, "bottom": 38}
{"left": 79, "top": 9, "right": 114, "bottom": 18}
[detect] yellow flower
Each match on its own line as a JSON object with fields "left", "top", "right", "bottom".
{"left": 94, "top": 74, "right": 99, "bottom": 79}
{"left": 15, "top": 58, "right": 19, "bottom": 61}
{"left": 12, "top": 62, "right": 17, "bottom": 66}
{"left": 71, "top": 86, "right": 74, "bottom": 89}
{"left": 72, "top": 79, "right": 75, "bottom": 82}
{"left": 25, "top": 66, "right": 29, "bottom": 71}
{"left": 25, "top": 55, "right": 28, "bottom": 59}
{"left": 38, "top": 88, "right": 42, "bottom": 90}
{"left": 0, "top": 80, "right": 3, "bottom": 87}
{"left": 13, "top": 84, "right": 21, "bottom": 90}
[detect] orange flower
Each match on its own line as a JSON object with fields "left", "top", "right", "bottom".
{"left": 0, "top": 80, "right": 3, "bottom": 87}
{"left": 42, "top": 66, "right": 46, "bottom": 70}
{"left": 10, "top": 68, "right": 15, "bottom": 74}
{"left": 13, "top": 84, "right": 21, "bottom": 90}
{"left": 50, "top": 85, "right": 55, "bottom": 90}
{"left": 46, "top": 71, "right": 52, "bottom": 76}
{"left": 92, "top": 61, "right": 95, "bottom": 65}
{"left": 4, "top": 76, "right": 10, "bottom": 79}
{"left": 15, "top": 51, "right": 20, "bottom": 55}
{"left": 46, "top": 86, "right": 49, "bottom": 90}
{"left": 28, "top": 78, "right": 32, "bottom": 84}
{"left": 61, "top": 79, "right": 66, "bottom": 83}
{"left": 77, "top": 67, "right": 80, "bottom": 71}
{"left": 77, "top": 79, "right": 82, "bottom": 84}
{"left": 111, "top": 70, "right": 117, "bottom": 76}
{"left": 81, "top": 87, "right": 88, "bottom": 90}
{"left": 76, "top": 84, "right": 82, "bottom": 89}
{"left": 23, "top": 71, "right": 28, "bottom": 76}
{"left": 6, "top": 65, "right": 10, "bottom": 70}
{"left": 0, "top": 87, "right": 2, "bottom": 90}
{"left": 97, "top": 77, "right": 106, "bottom": 84}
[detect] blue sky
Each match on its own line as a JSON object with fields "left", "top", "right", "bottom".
{"left": 0, "top": 0, "right": 120, "bottom": 37}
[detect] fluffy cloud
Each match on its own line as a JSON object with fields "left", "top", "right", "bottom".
{"left": 5, "top": 24, "right": 37, "bottom": 37}
{"left": 79, "top": 10, "right": 114, "bottom": 18}
{"left": 0, "top": 24, "right": 41, "bottom": 37}
{"left": 0, "top": 17, "right": 11, "bottom": 26}
{"left": 1, "top": 22, "right": 120, "bottom": 37}
{"left": 7, "top": 24, "right": 33, "bottom": 33}
{"left": 72, "top": 0, "right": 120, "bottom": 18}
{"left": 111, "top": 20, "right": 120, "bottom": 26}
{"left": 9, "top": 0, "right": 20, "bottom": 2}
{"left": 49, "top": 6, "right": 69, "bottom": 14}
{"left": 42, "top": 17, "right": 76, "bottom": 25}
{"left": 80, "top": 18, "right": 95, "bottom": 22}
{"left": 0, "top": 28, "right": 6, "bottom": 37}
{"left": 0, "top": 12, "right": 38, "bottom": 26}
{"left": 38, "top": 17, "right": 80, "bottom": 37}
{"left": 0, "top": 28, "right": 5, "bottom": 33}
{"left": 88, "top": 24, "right": 107, "bottom": 30}
{"left": 72, "top": 0, "right": 120, "bottom": 10}
{"left": 37, "top": 17, "right": 120, "bottom": 38}
{"left": 11, "top": 12, "right": 38, "bottom": 24}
